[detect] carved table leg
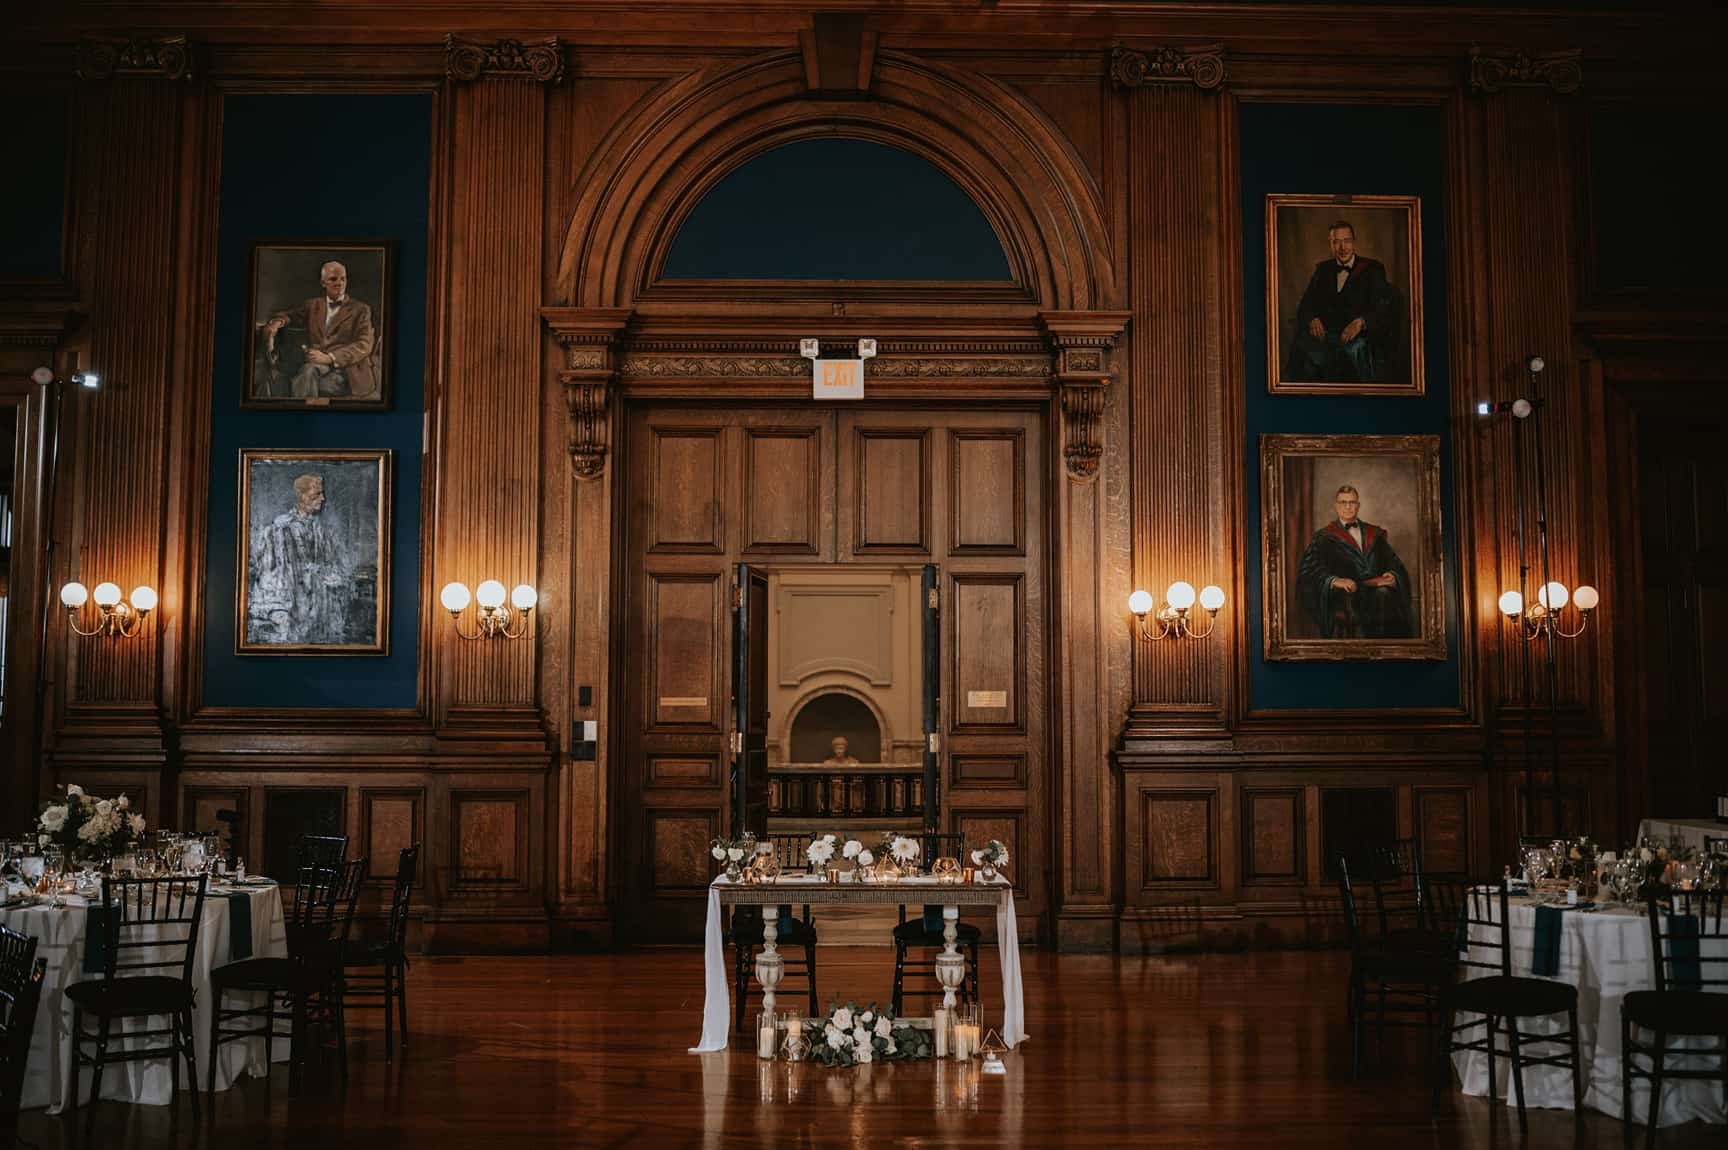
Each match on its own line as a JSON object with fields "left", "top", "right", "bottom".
{"left": 934, "top": 904, "right": 964, "bottom": 1013}
{"left": 756, "top": 904, "right": 783, "bottom": 1021}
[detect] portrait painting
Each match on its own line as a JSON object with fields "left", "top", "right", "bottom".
{"left": 1261, "top": 434, "right": 1445, "bottom": 661}
{"left": 237, "top": 449, "right": 392, "bottom": 654}
{"left": 1265, "top": 194, "right": 1423, "bottom": 397}
{"left": 244, "top": 241, "right": 392, "bottom": 409}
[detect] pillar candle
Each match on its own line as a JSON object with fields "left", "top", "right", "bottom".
{"left": 934, "top": 1008, "right": 947, "bottom": 1058}
{"left": 758, "top": 1023, "right": 776, "bottom": 1059}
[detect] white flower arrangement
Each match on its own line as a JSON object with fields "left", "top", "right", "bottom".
{"left": 806, "top": 834, "right": 838, "bottom": 867}
{"left": 855, "top": 849, "right": 875, "bottom": 868}
{"left": 971, "top": 839, "right": 1010, "bottom": 869}
{"left": 842, "top": 839, "right": 864, "bottom": 861}
{"left": 808, "top": 1001, "right": 932, "bottom": 1067}
{"left": 37, "top": 786, "right": 145, "bottom": 859}
{"left": 707, "top": 832, "right": 758, "bottom": 870}
{"left": 889, "top": 835, "right": 921, "bottom": 863}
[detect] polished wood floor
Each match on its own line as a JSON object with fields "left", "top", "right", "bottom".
{"left": 17, "top": 948, "right": 1724, "bottom": 1148}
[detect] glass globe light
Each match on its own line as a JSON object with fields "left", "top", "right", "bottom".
{"left": 440, "top": 581, "right": 472, "bottom": 612}
{"left": 1538, "top": 581, "right": 1569, "bottom": 610}
{"left": 1572, "top": 585, "right": 1600, "bottom": 612}
{"left": 1498, "top": 590, "right": 1524, "bottom": 618}
{"left": 93, "top": 582, "right": 123, "bottom": 608}
{"left": 475, "top": 580, "right": 507, "bottom": 610}
{"left": 129, "top": 586, "right": 158, "bottom": 613}
{"left": 1198, "top": 585, "right": 1226, "bottom": 612}
{"left": 60, "top": 581, "right": 90, "bottom": 608}
{"left": 1165, "top": 581, "right": 1196, "bottom": 611}
{"left": 510, "top": 584, "right": 538, "bottom": 611}
{"left": 1127, "top": 589, "right": 1154, "bottom": 617}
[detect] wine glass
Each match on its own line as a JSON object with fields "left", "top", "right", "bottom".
{"left": 42, "top": 846, "right": 65, "bottom": 907}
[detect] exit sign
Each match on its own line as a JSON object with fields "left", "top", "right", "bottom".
{"left": 813, "top": 358, "right": 865, "bottom": 400}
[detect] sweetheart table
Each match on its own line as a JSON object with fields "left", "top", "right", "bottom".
{"left": 691, "top": 872, "right": 1026, "bottom": 1053}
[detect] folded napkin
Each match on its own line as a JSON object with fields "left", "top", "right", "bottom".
{"left": 1532, "top": 904, "right": 1564, "bottom": 977}
{"left": 1668, "top": 913, "right": 1703, "bottom": 991}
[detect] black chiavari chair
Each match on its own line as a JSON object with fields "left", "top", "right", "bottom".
{"left": 343, "top": 843, "right": 420, "bottom": 1062}
{"left": 1, "top": 925, "right": 48, "bottom": 1147}
{"left": 731, "top": 833, "right": 820, "bottom": 1030}
{"left": 891, "top": 833, "right": 980, "bottom": 1016}
{"left": 1336, "top": 853, "right": 1454, "bottom": 1078}
{"left": 66, "top": 874, "right": 209, "bottom": 1127}
{"left": 1621, "top": 887, "right": 1728, "bottom": 1148}
{"left": 1431, "top": 878, "right": 1583, "bottom": 1135}
{"left": 1367, "top": 838, "right": 1455, "bottom": 956}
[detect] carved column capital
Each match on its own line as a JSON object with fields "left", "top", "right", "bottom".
{"left": 75, "top": 35, "right": 194, "bottom": 81}
{"left": 1110, "top": 43, "right": 1226, "bottom": 92}
{"left": 1468, "top": 48, "right": 1582, "bottom": 95}
{"left": 445, "top": 35, "right": 565, "bottom": 84}
{"left": 544, "top": 308, "right": 633, "bottom": 480}
{"left": 1040, "top": 311, "right": 1132, "bottom": 482}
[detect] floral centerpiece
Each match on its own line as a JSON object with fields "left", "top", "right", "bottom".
{"left": 971, "top": 839, "right": 1010, "bottom": 879}
{"left": 38, "top": 785, "right": 146, "bottom": 865}
{"left": 842, "top": 838, "right": 874, "bottom": 871}
{"left": 806, "top": 833, "right": 838, "bottom": 872}
{"left": 885, "top": 834, "right": 921, "bottom": 868}
{"left": 809, "top": 1001, "right": 934, "bottom": 1066}
{"left": 709, "top": 832, "right": 759, "bottom": 881}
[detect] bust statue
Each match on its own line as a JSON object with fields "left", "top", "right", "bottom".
{"left": 821, "top": 736, "right": 860, "bottom": 767}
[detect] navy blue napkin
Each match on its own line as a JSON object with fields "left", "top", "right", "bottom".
{"left": 1532, "top": 905, "right": 1563, "bottom": 977}
{"left": 1668, "top": 913, "right": 1702, "bottom": 991}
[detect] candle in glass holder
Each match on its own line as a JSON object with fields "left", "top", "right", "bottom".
{"left": 962, "top": 866, "right": 976, "bottom": 884}
{"left": 786, "top": 1017, "right": 804, "bottom": 1060}
{"left": 758, "top": 1014, "right": 776, "bottom": 1059}
{"left": 826, "top": 867, "right": 840, "bottom": 884}
{"left": 934, "top": 1007, "right": 948, "bottom": 1058}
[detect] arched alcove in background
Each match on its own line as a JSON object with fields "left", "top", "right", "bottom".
{"left": 661, "top": 137, "right": 1013, "bottom": 281}
{"left": 788, "top": 691, "right": 882, "bottom": 762}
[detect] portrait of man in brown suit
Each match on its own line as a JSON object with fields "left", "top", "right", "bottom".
{"left": 247, "top": 243, "right": 390, "bottom": 408}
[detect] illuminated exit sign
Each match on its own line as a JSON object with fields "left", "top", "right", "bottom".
{"left": 813, "top": 358, "right": 865, "bottom": 400}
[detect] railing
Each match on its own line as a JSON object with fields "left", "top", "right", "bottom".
{"left": 767, "top": 764, "right": 926, "bottom": 821}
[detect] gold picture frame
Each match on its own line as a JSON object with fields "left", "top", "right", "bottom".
{"left": 1266, "top": 194, "right": 1424, "bottom": 397}
{"left": 236, "top": 448, "right": 392, "bottom": 654}
{"left": 243, "top": 240, "right": 392, "bottom": 410}
{"left": 1261, "top": 433, "right": 1445, "bottom": 661}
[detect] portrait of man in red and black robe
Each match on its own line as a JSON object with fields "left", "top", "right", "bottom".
{"left": 1294, "top": 484, "right": 1413, "bottom": 639}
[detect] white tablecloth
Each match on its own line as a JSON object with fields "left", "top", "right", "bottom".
{"left": 1454, "top": 899, "right": 1727, "bottom": 1127}
{"left": 1638, "top": 818, "right": 1728, "bottom": 855}
{"left": 0, "top": 882, "right": 289, "bottom": 1113}
{"left": 691, "top": 874, "right": 1027, "bottom": 1053}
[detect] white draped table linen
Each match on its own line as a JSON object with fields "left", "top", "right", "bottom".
{"left": 0, "top": 882, "right": 290, "bottom": 1113}
{"left": 691, "top": 873, "right": 1027, "bottom": 1053}
{"left": 1453, "top": 898, "right": 1727, "bottom": 1127}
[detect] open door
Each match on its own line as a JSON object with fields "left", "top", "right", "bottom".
{"left": 731, "top": 563, "right": 769, "bottom": 836}
{"left": 922, "top": 563, "right": 940, "bottom": 834}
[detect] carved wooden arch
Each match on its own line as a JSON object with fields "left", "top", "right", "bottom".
{"left": 554, "top": 49, "right": 1116, "bottom": 310}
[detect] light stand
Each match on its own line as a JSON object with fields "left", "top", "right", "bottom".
{"left": 27, "top": 364, "right": 99, "bottom": 814}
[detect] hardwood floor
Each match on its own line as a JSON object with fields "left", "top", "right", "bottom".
{"left": 16, "top": 948, "right": 1723, "bottom": 1148}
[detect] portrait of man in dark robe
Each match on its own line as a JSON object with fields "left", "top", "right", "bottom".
{"left": 1294, "top": 484, "right": 1413, "bottom": 639}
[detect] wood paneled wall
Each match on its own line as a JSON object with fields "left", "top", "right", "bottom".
{"left": 1, "top": 2, "right": 1718, "bottom": 951}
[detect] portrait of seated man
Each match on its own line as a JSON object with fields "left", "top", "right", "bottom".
{"left": 1283, "top": 219, "right": 1402, "bottom": 385}
{"left": 1293, "top": 484, "right": 1413, "bottom": 639}
{"left": 261, "top": 260, "right": 378, "bottom": 400}
{"left": 246, "top": 244, "right": 390, "bottom": 407}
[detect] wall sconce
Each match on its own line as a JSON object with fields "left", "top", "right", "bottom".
{"left": 440, "top": 579, "right": 538, "bottom": 640}
{"left": 1129, "top": 581, "right": 1225, "bottom": 641}
{"left": 60, "top": 580, "right": 156, "bottom": 638}
{"left": 1498, "top": 580, "right": 1599, "bottom": 640}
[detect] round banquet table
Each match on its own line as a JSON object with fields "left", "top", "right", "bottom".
{"left": 0, "top": 880, "right": 289, "bottom": 1114}
{"left": 1453, "top": 897, "right": 1728, "bottom": 1128}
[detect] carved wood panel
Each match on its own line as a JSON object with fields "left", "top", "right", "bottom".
{"left": 647, "top": 809, "right": 719, "bottom": 893}
{"left": 951, "top": 574, "right": 1024, "bottom": 732}
{"left": 649, "top": 428, "right": 724, "bottom": 552}
{"left": 1140, "top": 790, "right": 1217, "bottom": 887}
{"left": 744, "top": 427, "right": 821, "bottom": 554}
{"left": 1242, "top": 787, "right": 1303, "bottom": 885}
{"left": 647, "top": 756, "right": 722, "bottom": 788}
{"left": 850, "top": 428, "right": 929, "bottom": 553}
{"left": 950, "top": 753, "right": 1026, "bottom": 789}
{"left": 1414, "top": 786, "right": 1470, "bottom": 876}
{"left": 451, "top": 790, "right": 530, "bottom": 891}
{"left": 950, "top": 429, "right": 1025, "bottom": 554}
{"left": 363, "top": 788, "right": 424, "bottom": 882}
{"left": 647, "top": 573, "right": 722, "bottom": 730}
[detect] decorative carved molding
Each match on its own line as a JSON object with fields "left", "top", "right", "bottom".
{"left": 1110, "top": 43, "right": 1226, "bottom": 91}
{"left": 1468, "top": 48, "right": 1582, "bottom": 95}
{"left": 445, "top": 35, "right": 565, "bottom": 84}
{"left": 1040, "top": 312, "right": 1132, "bottom": 482}
{"left": 620, "top": 353, "right": 1049, "bottom": 380}
{"left": 544, "top": 308, "right": 632, "bottom": 479}
{"left": 75, "top": 35, "right": 193, "bottom": 81}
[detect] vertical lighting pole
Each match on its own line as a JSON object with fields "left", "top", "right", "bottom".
{"left": 1522, "top": 356, "right": 1566, "bottom": 840}
{"left": 1507, "top": 387, "right": 1536, "bottom": 841}
{"left": 26, "top": 364, "right": 98, "bottom": 813}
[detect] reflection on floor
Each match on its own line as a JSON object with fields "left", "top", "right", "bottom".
{"left": 17, "top": 948, "right": 1725, "bottom": 1148}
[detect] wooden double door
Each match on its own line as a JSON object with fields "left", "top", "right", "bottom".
{"left": 618, "top": 404, "right": 1047, "bottom": 940}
